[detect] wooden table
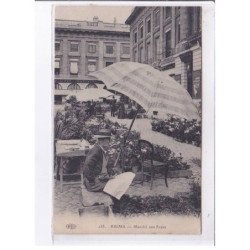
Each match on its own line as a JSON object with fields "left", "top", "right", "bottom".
{"left": 55, "top": 140, "right": 90, "bottom": 192}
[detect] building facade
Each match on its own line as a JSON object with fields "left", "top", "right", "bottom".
{"left": 125, "top": 7, "right": 202, "bottom": 101}
{"left": 54, "top": 17, "right": 130, "bottom": 103}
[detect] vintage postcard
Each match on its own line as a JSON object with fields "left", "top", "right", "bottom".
{"left": 51, "top": 2, "right": 214, "bottom": 238}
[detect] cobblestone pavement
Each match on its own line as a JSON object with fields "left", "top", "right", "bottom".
{"left": 54, "top": 181, "right": 82, "bottom": 215}
{"left": 54, "top": 172, "right": 200, "bottom": 215}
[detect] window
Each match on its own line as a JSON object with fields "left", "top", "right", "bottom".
{"left": 140, "top": 26, "right": 143, "bottom": 39}
{"left": 87, "top": 22, "right": 98, "bottom": 26}
{"left": 146, "top": 19, "right": 151, "bottom": 33}
{"left": 175, "top": 17, "right": 181, "bottom": 44}
{"left": 70, "top": 42, "right": 79, "bottom": 52}
{"left": 69, "top": 59, "right": 79, "bottom": 75}
{"left": 54, "top": 58, "right": 60, "bottom": 75}
{"left": 165, "top": 7, "right": 171, "bottom": 19}
{"left": 88, "top": 44, "right": 96, "bottom": 53}
{"left": 176, "top": 7, "right": 181, "bottom": 16}
{"left": 154, "top": 37, "right": 161, "bottom": 60}
{"left": 67, "top": 83, "right": 80, "bottom": 90}
{"left": 106, "top": 45, "right": 114, "bottom": 54}
{"left": 87, "top": 60, "right": 97, "bottom": 72}
{"left": 190, "top": 7, "right": 201, "bottom": 34}
{"left": 86, "top": 83, "right": 98, "bottom": 89}
{"left": 55, "top": 95, "right": 63, "bottom": 105}
{"left": 121, "top": 45, "right": 130, "bottom": 55}
{"left": 165, "top": 31, "right": 172, "bottom": 57}
{"left": 154, "top": 10, "right": 160, "bottom": 27}
{"left": 55, "top": 41, "right": 60, "bottom": 51}
{"left": 106, "top": 61, "right": 113, "bottom": 67}
{"left": 146, "top": 42, "right": 151, "bottom": 63}
{"left": 134, "top": 31, "right": 137, "bottom": 43}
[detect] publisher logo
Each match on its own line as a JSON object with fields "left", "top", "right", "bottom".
{"left": 66, "top": 223, "right": 76, "bottom": 229}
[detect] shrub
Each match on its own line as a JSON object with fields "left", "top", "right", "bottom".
{"left": 112, "top": 194, "right": 199, "bottom": 216}
{"left": 55, "top": 96, "right": 90, "bottom": 140}
{"left": 151, "top": 115, "right": 201, "bottom": 146}
{"left": 188, "top": 181, "right": 201, "bottom": 214}
{"left": 55, "top": 102, "right": 190, "bottom": 172}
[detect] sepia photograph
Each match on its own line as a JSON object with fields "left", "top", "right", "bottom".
{"left": 53, "top": 4, "right": 204, "bottom": 235}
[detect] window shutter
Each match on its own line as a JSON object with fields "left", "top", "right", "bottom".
{"left": 55, "top": 61, "right": 60, "bottom": 69}
{"left": 70, "top": 62, "right": 78, "bottom": 74}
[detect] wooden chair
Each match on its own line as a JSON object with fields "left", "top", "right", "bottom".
{"left": 138, "top": 139, "right": 169, "bottom": 190}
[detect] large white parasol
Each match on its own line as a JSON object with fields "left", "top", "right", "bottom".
{"left": 89, "top": 61, "right": 199, "bottom": 120}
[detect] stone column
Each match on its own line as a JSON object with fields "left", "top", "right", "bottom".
{"left": 180, "top": 7, "right": 190, "bottom": 40}
{"left": 171, "top": 7, "right": 176, "bottom": 49}
{"left": 181, "top": 62, "right": 188, "bottom": 90}
{"left": 143, "top": 17, "right": 146, "bottom": 63}
{"left": 159, "top": 7, "right": 164, "bottom": 60}
{"left": 61, "top": 38, "right": 68, "bottom": 77}
{"left": 150, "top": 10, "right": 154, "bottom": 62}
{"left": 80, "top": 39, "right": 86, "bottom": 78}
{"left": 136, "top": 25, "right": 139, "bottom": 62}
{"left": 130, "top": 28, "right": 133, "bottom": 62}
{"left": 98, "top": 40, "right": 104, "bottom": 70}
{"left": 193, "top": 7, "right": 198, "bottom": 34}
{"left": 116, "top": 41, "right": 120, "bottom": 62}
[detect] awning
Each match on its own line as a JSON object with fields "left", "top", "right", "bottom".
{"left": 54, "top": 89, "right": 114, "bottom": 102}
{"left": 74, "top": 89, "right": 113, "bottom": 101}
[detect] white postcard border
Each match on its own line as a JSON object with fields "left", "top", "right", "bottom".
{"left": 35, "top": 1, "right": 215, "bottom": 245}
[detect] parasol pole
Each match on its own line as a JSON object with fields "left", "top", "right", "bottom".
{"left": 124, "top": 107, "right": 140, "bottom": 144}
{"left": 119, "top": 108, "right": 140, "bottom": 172}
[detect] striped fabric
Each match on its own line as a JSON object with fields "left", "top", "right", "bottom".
{"left": 89, "top": 62, "right": 200, "bottom": 120}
